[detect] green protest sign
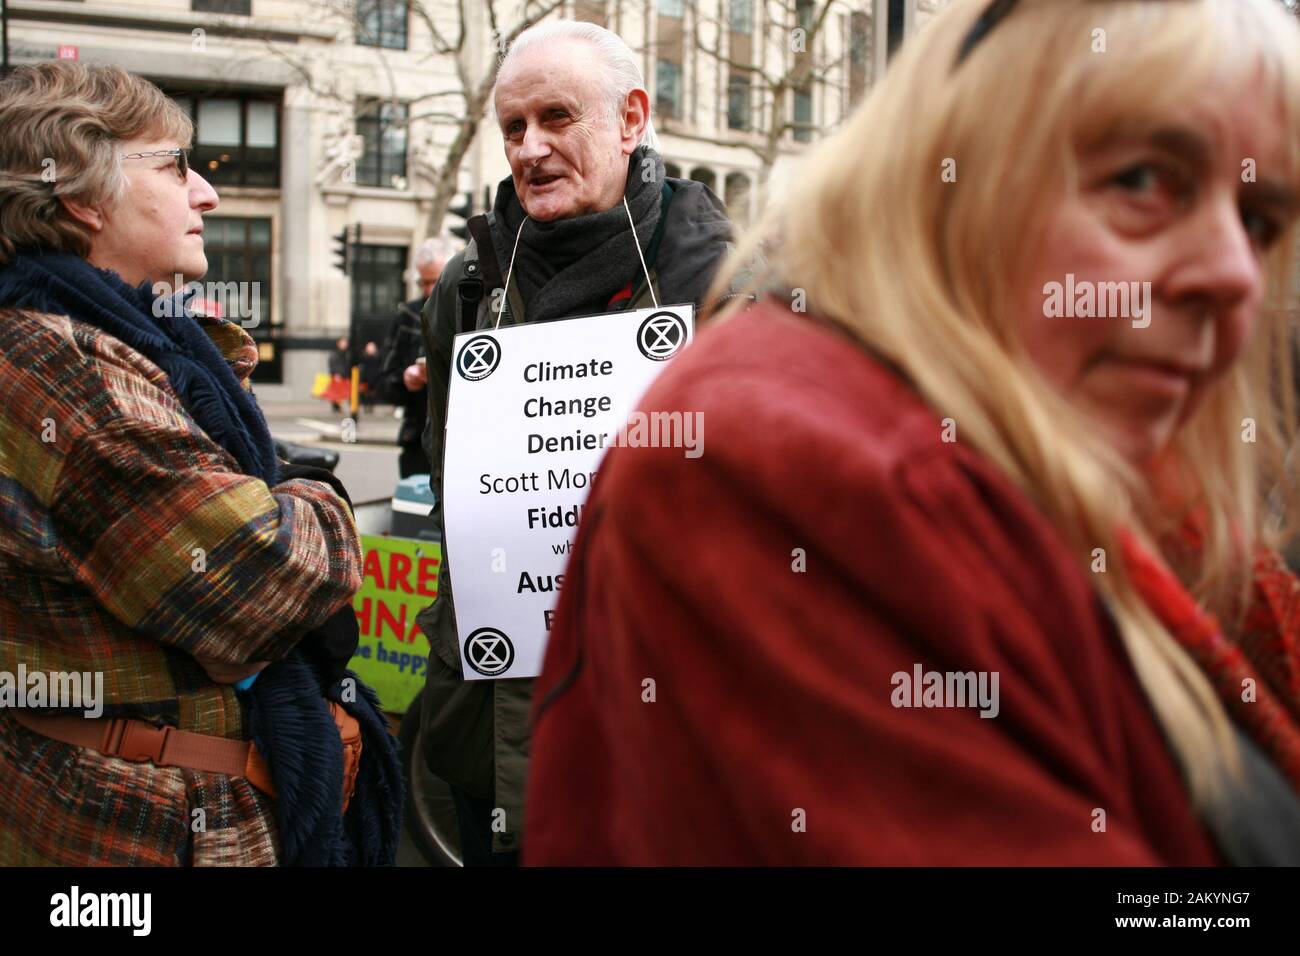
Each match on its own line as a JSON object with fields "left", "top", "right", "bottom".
{"left": 349, "top": 534, "right": 439, "bottom": 714}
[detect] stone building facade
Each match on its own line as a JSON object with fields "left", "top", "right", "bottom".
{"left": 4, "top": 0, "right": 951, "bottom": 396}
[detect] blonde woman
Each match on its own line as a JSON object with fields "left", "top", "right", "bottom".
{"left": 524, "top": 0, "right": 1300, "bottom": 864}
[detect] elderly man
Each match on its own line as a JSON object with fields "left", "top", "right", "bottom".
{"left": 414, "top": 19, "right": 758, "bottom": 865}
{"left": 378, "top": 238, "right": 454, "bottom": 477}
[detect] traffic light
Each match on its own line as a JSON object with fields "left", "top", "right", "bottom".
{"left": 332, "top": 226, "right": 350, "bottom": 275}
{"left": 332, "top": 224, "right": 361, "bottom": 275}
{"left": 448, "top": 192, "right": 473, "bottom": 241}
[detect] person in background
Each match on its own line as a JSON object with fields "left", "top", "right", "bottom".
{"left": 378, "top": 237, "right": 455, "bottom": 478}
{"left": 415, "top": 19, "right": 757, "bottom": 866}
{"left": 328, "top": 335, "right": 350, "bottom": 413}
{"left": 526, "top": 0, "right": 1300, "bottom": 865}
{"left": 359, "top": 341, "right": 382, "bottom": 413}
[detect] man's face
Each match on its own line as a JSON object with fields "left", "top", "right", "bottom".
{"left": 418, "top": 259, "right": 443, "bottom": 298}
{"left": 494, "top": 40, "right": 646, "bottom": 222}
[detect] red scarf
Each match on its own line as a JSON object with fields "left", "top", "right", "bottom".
{"left": 1121, "top": 530, "right": 1300, "bottom": 793}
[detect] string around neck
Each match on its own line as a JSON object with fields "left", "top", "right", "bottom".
{"left": 497, "top": 212, "right": 530, "bottom": 331}
{"left": 624, "top": 195, "right": 659, "bottom": 309}
{"left": 494, "top": 192, "right": 659, "bottom": 332}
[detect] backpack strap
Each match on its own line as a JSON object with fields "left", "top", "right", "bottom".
{"left": 467, "top": 214, "right": 505, "bottom": 292}
{"left": 465, "top": 212, "right": 520, "bottom": 327}
{"left": 454, "top": 214, "right": 498, "bottom": 336}
{"left": 456, "top": 268, "right": 483, "bottom": 336}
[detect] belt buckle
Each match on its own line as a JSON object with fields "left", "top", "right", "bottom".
{"left": 116, "top": 721, "right": 172, "bottom": 765}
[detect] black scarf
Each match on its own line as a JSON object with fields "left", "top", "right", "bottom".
{"left": 0, "top": 250, "right": 402, "bottom": 866}
{"left": 490, "top": 145, "right": 665, "bottom": 323}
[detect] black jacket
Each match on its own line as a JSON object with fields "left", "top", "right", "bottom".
{"left": 377, "top": 298, "right": 428, "bottom": 447}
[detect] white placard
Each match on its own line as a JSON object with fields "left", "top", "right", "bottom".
{"left": 443, "top": 304, "right": 695, "bottom": 680}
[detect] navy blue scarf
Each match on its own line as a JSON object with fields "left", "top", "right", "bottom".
{"left": 0, "top": 251, "right": 402, "bottom": 866}
{"left": 0, "top": 251, "right": 280, "bottom": 481}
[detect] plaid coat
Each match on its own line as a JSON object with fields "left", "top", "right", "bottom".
{"left": 0, "top": 307, "right": 363, "bottom": 865}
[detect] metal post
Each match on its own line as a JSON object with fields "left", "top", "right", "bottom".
{"left": 348, "top": 223, "right": 362, "bottom": 419}
{"left": 872, "top": 0, "right": 889, "bottom": 84}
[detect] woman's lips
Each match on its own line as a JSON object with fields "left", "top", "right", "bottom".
{"left": 1100, "top": 357, "right": 1199, "bottom": 398}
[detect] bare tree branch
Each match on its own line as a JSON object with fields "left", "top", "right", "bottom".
{"left": 406, "top": 1, "right": 458, "bottom": 56}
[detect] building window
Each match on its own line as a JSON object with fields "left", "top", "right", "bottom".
{"left": 356, "top": 101, "right": 408, "bottom": 188}
{"left": 656, "top": 60, "right": 682, "bottom": 120}
{"left": 356, "top": 0, "right": 408, "bottom": 50}
{"left": 170, "top": 93, "right": 280, "bottom": 187}
{"left": 793, "top": 0, "right": 815, "bottom": 141}
{"left": 793, "top": 86, "right": 813, "bottom": 142}
{"left": 795, "top": 0, "right": 815, "bottom": 32}
{"left": 351, "top": 244, "right": 410, "bottom": 348}
{"left": 849, "top": 10, "right": 869, "bottom": 106}
{"left": 201, "top": 217, "right": 279, "bottom": 382}
{"left": 192, "top": 0, "right": 250, "bottom": 13}
{"left": 727, "top": 71, "right": 751, "bottom": 131}
{"left": 689, "top": 167, "right": 717, "bottom": 193}
{"left": 728, "top": 0, "right": 752, "bottom": 34}
{"left": 656, "top": 0, "right": 684, "bottom": 17}
{"left": 725, "top": 172, "right": 751, "bottom": 228}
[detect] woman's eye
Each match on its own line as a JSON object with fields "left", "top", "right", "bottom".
{"left": 1098, "top": 160, "right": 1187, "bottom": 234}
{"left": 1112, "top": 165, "right": 1160, "bottom": 193}
{"left": 1242, "top": 208, "right": 1282, "bottom": 250}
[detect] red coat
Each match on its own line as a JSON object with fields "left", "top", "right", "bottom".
{"left": 524, "top": 299, "right": 1220, "bottom": 865}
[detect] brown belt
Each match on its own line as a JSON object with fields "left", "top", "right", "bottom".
{"left": 10, "top": 709, "right": 277, "bottom": 799}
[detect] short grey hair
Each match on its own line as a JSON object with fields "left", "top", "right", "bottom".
{"left": 495, "top": 19, "right": 659, "bottom": 151}
{"left": 414, "top": 236, "right": 458, "bottom": 270}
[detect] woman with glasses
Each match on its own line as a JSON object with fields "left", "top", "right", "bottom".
{"left": 0, "top": 62, "right": 401, "bottom": 865}
{"left": 526, "top": 0, "right": 1300, "bottom": 865}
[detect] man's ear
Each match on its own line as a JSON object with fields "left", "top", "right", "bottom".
{"left": 60, "top": 196, "right": 104, "bottom": 233}
{"left": 619, "top": 88, "right": 651, "bottom": 154}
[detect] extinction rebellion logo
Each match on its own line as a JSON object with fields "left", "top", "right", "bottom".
{"left": 464, "top": 627, "right": 515, "bottom": 676}
{"left": 637, "top": 311, "right": 688, "bottom": 361}
{"left": 457, "top": 335, "right": 502, "bottom": 381}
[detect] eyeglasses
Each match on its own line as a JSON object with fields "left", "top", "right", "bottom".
{"left": 120, "top": 148, "right": 190, "bottom": 182}
{"left": 954, "top": 0, "right": 1021, "bottom": 68}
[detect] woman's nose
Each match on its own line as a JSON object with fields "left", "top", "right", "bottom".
{"left": 189, "top": 169, "right": 220, "bottom": 213}
{"left": 1175, "top": 194, "right": 1263, "bottom": 313}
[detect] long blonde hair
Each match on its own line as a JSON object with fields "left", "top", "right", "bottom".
{"left": 709, "top": 0, "right": 1300, "bottom": 808}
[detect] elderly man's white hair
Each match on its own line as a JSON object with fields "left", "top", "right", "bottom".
{"left": 495, "top": 20, "right": 660, "bottom": 152}
{"left": 414, "top": 236, "right": 459, "bottom": 269}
